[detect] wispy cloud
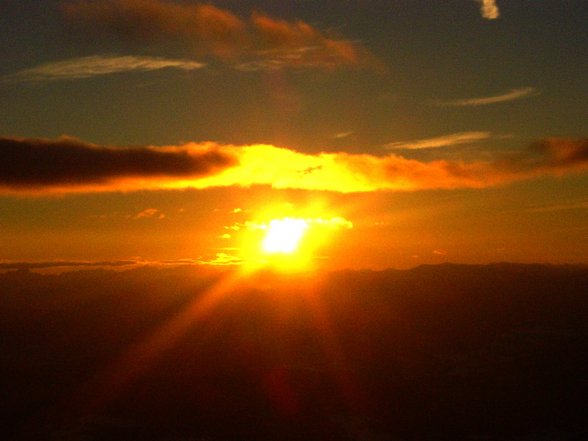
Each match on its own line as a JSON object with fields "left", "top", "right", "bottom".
{"left": 334, "top": 131, "right": 355, "bottom": 140}
{"left": 434, "top": 87, "right": 539, "bottom": 107}
{"left": 476, "top": 0, "right": 500, "bottom": 20}
{"left": 527, "top": 200, "right": 588, "bottom": 213}
{"left": 385, "top": 131, "right": 492, "bottom": 150}
{"left": 60, "top": 0, "right": 372, "bottom": 70}
{"left": 2, "top": 136, "right": 587, "bottom": 195}
{"left": 132, "top": 208, "right": 166, "bottom": 220}
{"left": 1, "top": 55, "right": 205, "bottom": 84}
{"left": 0, "top": 260, "right": 137, "bottom": 270}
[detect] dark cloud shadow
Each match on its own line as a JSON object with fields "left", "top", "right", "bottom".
{"left": 0, "top": 136, "right": 236, "bottom": 192}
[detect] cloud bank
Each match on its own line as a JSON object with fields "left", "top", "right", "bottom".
{"left": 199, "top": 138, "right": 588, "bottom": 192}
{"left": 477, "top": 0, "right": 500, "bottom": 20}
{"left": 434, "top": 87, "right": 539, "bottom": 107}
{"left": 2, "top": 55, "right": 205, "bottom": 84}
{"left": 60, "top": 0, "right": 371, "bottom": 70}
{"left": 0, "top": 136, "right": 235, "bottom": 193}
{"left": 2, "top": 136, "right": 586, "bottom": 195}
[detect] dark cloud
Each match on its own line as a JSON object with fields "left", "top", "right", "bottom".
{"left": 60, "top": 0, "right": 372, "bottom": 69}
{"left": 61, "top": 0, "right": 245, "bottom": 57}
{"left": 494, "top": 138, "right": 588, "bottom": 176}
{"left": 0, "top": 136, "right": 236, "bottom": 192}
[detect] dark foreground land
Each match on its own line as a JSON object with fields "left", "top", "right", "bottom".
{"left": 1, "top": 263, "right": 587, "bottom": 440}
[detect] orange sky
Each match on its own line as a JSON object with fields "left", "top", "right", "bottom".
{"left": 1, "top": 1, "right": 587, "bottom": 270}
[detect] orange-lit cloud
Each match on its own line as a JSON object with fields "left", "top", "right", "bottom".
{"left": 60, "top": 0, "right": 371, "bottom": 69}
{"left": 132, "top": 208, "right": 166, "bottom": 220}
{"left": 2, "top": 136, "right": 587, "bottom": 195}
{"left": 476, "top": 0, "right": 500, "bottom": 20}
{"left": 170, "top": 138, "right": 588, "bottom": 192}
{"left": 61, "top": 0, "right": 245, "bottom": 57}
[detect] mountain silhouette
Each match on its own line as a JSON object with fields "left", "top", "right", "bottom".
{"left": 1, "top": 263, "right": 587, "bottom": 440}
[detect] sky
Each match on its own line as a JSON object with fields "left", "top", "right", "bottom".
{"left": 1, "top": 0, "right": 587, "bottom": 270}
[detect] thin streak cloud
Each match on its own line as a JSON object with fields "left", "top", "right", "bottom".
{"left": 385, "top": 132, "right": 492, "bottom": 150}
{"left": 434, "top": 87, "right": 539, "bottom": 107}
{"left": 0, "top": 260, "right": 137, "bottom": 270}
{"left": 477, "top": 0, "right": 500, "bottom": 20}
{"left": 1, "top": 55, "right": 205, "bottom": 84}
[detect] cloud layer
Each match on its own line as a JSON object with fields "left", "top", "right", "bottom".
{"left": 2, "top": 55, "right": 205, "bottom": 84}
{"left": 2, "top": 136, "right": 586, "bottom": 195}
{"left": 0, "top": 136, "right": 235, "bottom": 193}
{"left": 434, "top": 87, "right": 539, "bottom": 107}
{"left": 198, "top": 138, "right": 588, "bottom": 192}
{"left": 60, "top": 0, "right": 371, "bottom": 70}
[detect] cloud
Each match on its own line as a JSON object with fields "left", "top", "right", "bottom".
{"left": 241, "top": 216, "right": 353, "bottom": 232}
{"left": 132, "top": 208, "right": 165, "bottom": 219}
{"left": 434, "top": 87, "right": 539, "bottom": 107}
{"left": 194, "top": 138, "right": 588, "bottom": 192}
{"left": 2, "top": 136, "right": 587, "bottom": 195}
{"left": 239, "top": 12, "right": 368, "bottom": 70}
{"left": 495, "top": 138, "right": 588, "bottom": 176}
{"left": 61, "top": 0, "right": 245, "bottom": 56}
{"left": 60, "top": 0, "right": 371, "bottom": 70}
{"left": 0, "top": 260, "right": 137, "bottom": 270}
{"left": 526, "top": 200, "right": 588, "bottom": 213}
{"left": 334, "top": 131, "right": 354, "bottom": 140}
{"left": 197, "top": 252, "right": 245, "bottom": 266}
{"left": 385, "top": 131, "right": 492, "bottom": 150}
{"left": 1, "top": 55, "right": 205, "bottom": 84}
{"left": 476, "top": 0, "right": 500, "bottom": 20}
{"left": 0, "top": 136, "right": 236, "bottom": 193}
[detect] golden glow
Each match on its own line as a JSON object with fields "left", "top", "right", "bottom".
{"left": 262, "top": 218, "right": 308, "bottom": 255}
{"left": 232, "top": 201, "right": 354, "bottom": 272}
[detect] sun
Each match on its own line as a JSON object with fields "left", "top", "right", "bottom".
{"left": 233, "top": 204, "right": 353, "bottom": 271}
{"left": 261, "top": 218, "right": 308, "bottom": 255}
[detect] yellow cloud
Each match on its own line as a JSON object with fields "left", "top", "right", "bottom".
{"left": 175, "top": 139, "right": 588, "bottom": 193}
{"left": 175, "top": 144, "right": 487, "bottom": 192}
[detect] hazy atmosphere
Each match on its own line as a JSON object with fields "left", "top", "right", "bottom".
{"left": 1, "top": 1, "right": 587, "bottom": 440}
{"left": 1, "top": 0, "right": 587, "bottom": 270}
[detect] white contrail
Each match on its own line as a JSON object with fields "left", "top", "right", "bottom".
{"left": 477, "top": 0, "right": 500, "bottom": 20}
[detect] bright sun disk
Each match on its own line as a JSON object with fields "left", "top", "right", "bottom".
{"left": 261, "top": 218, "right": 308, "bottom": 255}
